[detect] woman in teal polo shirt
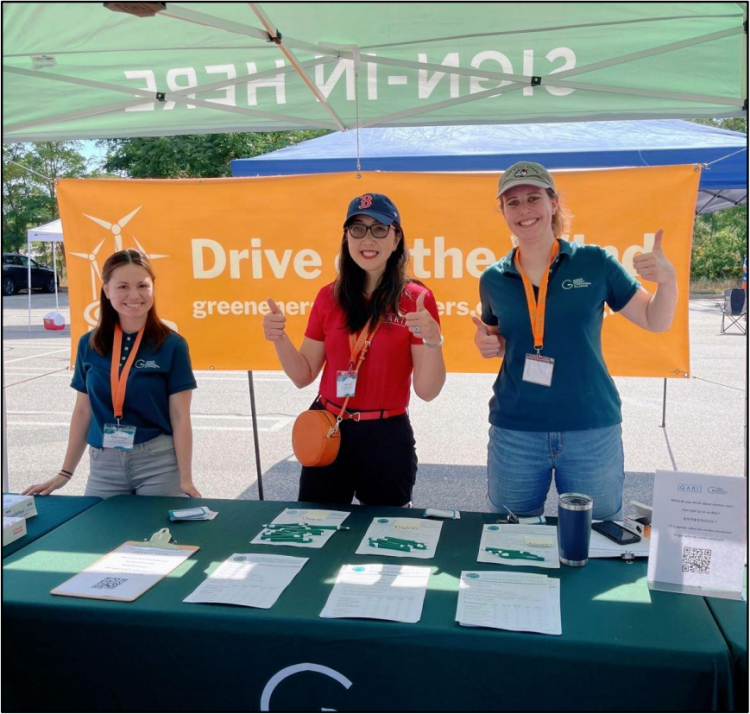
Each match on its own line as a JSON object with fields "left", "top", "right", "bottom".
{"left": 23, "top": 249, "right": 200, "bottom": 499}
{"left": 473, "top": 162, "right": 677, "bottom": 520}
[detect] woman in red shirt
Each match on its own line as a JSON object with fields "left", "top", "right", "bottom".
{"left": 263, "top": 193, "right": 446, "bottom": 506}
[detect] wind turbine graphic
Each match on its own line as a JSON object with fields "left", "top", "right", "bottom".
{"left": 83, "top": 207, "right": 142, "bottom": 251}
{"left": 132, "top": 237, "right": 168, "bottom": 261}
{"left": 73, "top": 205, "right": 177, "bottom": 331}
{"left": 70, "top": 239, "right": 106, "bottom": 301}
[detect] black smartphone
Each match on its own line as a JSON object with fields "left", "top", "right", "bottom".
{"left": 592, "top": 521, "right": 641, "bottom": 545}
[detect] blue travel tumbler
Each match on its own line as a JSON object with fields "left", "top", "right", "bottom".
{"left": 557, "top": 493, "right": 593, "bottom": 567}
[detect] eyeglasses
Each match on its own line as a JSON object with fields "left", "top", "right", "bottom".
{"left": 347, "top": 223, "right": 392, "bottom": 239}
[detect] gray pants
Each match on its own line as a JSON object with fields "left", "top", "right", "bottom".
{"left": 85, "top": 434, "right": 186, "bottom": 499}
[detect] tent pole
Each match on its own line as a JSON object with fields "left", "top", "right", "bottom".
{"left": 661, "top": 378, "right": 667, "bottom": 428}
{"left": 27, "top": 236, "right": 32, "bottom": 331}
{"left": 2, "top": 366, "right": 9, "bottom": 492}
{"left": 247, "top": 371, "right": 265, "bottom": 500}
{"left": 53, "top": 241, "right": 59, "bottom": 311}
{"left": 249, "top": 3, "right": 347, "bottom": 131}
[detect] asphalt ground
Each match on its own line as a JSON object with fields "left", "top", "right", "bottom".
{"left": 2, "top": 291, "right": 746, "bottom": 517}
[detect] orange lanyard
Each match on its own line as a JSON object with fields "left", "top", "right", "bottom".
{"left": 110, "top": 324, "right": 145, "bottom": 422}
{"left": 514, "top": 241, "right": 560, "bottom": 353}
{"left": 348, "top": 319, "right": 382, "bottom": 374}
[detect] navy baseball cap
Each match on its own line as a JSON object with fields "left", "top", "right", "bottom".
{"left": 344, "top": 193, "right": 400, "bottom": 226}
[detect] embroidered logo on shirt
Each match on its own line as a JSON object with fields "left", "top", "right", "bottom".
{"left": 135, "top": 359, "right": 161, "bottom": 369}
{"left": 383, "top": 314, "right": 407, "bottom": 327}
{"left": 562, "top": 278, "right": 592, "bottom": 290}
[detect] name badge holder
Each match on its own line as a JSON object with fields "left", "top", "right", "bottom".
{"left": 523, "top": 352, "right": 555, "bottom": 387}
{"left": 103, "top": 423, "right": 137, "bottom": 450}
{"left": 336, "top": 370, "right": 358, "bottom": 398}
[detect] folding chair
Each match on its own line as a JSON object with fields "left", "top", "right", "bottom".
{"left": 719, "top": 288, "right": 747, "bottom": 334}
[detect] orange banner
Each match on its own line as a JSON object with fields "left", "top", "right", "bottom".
{"left": 57, "top": 165, "right": 698, "bottom": 377}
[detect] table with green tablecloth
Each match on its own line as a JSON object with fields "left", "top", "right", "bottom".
{"left": 2, "top": 494, "right": 102, "bottom": 558}
{"left": 2, "top": 495, "right": 736, "bottom": 712}
{"left": 706, "top": 569, "right": 748, "bottom": 713}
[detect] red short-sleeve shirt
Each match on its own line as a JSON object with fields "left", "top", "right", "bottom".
{"left": 305, "top": 282, "right": 441, "bottom": 411}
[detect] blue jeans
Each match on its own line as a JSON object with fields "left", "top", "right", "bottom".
{"left": 487, "top": 425, "right": 624, "bottom": 520}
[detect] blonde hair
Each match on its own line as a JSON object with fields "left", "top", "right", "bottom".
{"left": 499, "top": 188, "right": 573, "bottom": 239}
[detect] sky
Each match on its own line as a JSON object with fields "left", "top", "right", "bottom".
{"left": 80, "top": 140, "right": 106, "bottom": 169}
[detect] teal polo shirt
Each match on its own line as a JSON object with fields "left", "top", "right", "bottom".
{"left": 71, "top": 330, "right": 197, "bottom": 448}
{"left": 480, "top": 239, "right": 640, "bottom": 432}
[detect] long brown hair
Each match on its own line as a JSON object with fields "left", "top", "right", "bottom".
{"left": 333, "top": 222, "right": 411, "bottom": 334}
{"left": 89, "top": 249, "right": 171, "bottom": 356}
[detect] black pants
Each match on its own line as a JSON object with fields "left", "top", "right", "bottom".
{"left": 298, "top": 402, "right": 417, "bottom": 506}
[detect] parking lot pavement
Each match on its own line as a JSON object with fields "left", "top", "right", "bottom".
{"left": 2, "top": 292, "right": 745, "bottom": 516}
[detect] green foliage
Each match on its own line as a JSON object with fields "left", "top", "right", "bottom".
{"left": 686, "top": 117, "right": 748, "bottom": 282}
{"left": 692, "top": 205, "right": 747, "bottom": 281}
{"left": 688, "top": 117, "right": 746, "bottom": 134}
{"left": 2, "top": 142, "right": 88, "bottom": 254}
{"left": 98, "top": 131, "right": 330, "bottom": 178}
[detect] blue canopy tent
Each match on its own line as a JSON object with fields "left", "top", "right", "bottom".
{"left": 232, "top": 120, "right": 747, "bottom": 214}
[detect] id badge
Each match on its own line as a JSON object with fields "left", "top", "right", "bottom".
{"left": 522, "top": 353, "right": 555, "bottom": 387}
{"left": 336, "top": 371, "right": 358, "bottom": 398}
{"left": 103, "top": 423, "right": 137, "bottom": 450}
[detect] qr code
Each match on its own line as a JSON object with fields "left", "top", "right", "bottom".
{"left": 682, "top": 546, "right": 712, "bottom": 574}
{"left": 92, "top": 576, "right": 129, "bottom": 590}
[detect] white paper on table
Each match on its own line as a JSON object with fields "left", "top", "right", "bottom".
{"left": 477, "top": 525, "right": 560, "bottom": 568}
{"left": 183, "top": 553, "right": 307, "bottom": 609}
{"left": 51, "top": 544, "right": 193, "bottom": 601}
{"left": 355, "top": 517, "right": 443, "bottom": 559}
{"left": 250, "top": 508, "right": 350, "bottom": 549}
{"left": 647, "top": 470, "right": 747, "bottom": 598}
{"left": 320, "top": 563, "right": 431, "bottom": 623}
{"left": 588, "top": 522, "right": 651, "bottom": 558}
{"left": 457, "top": 571, "right": 562, "bottom": 635}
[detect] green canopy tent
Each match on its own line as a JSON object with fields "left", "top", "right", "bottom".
{"left": 3, "top": 1, "right": 747, "bottom": 495}
{"left": 2, "top": 2, "right": 746, "bottom": 142}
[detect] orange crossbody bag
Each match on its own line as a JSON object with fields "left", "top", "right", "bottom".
{"left": 292, "top": 320, "right": 381, "bottom": 467}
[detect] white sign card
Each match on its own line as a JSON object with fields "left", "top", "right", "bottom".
{"left": 647, "top": 470, "right": 747, "bottom": 600}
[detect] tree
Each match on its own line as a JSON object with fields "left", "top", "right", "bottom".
{"left": 98, "top": 130, "right": 330, "bottom": 179}
{"left": 687, "top": 117, "right": 747, "bottom": 283}
{"left": 692, "top": 205, "right": 747, "bottom": 281}
{"left": 2, "top": 142, "right": 88, "bottom": 257}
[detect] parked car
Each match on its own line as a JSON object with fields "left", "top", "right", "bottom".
{"left": 2, "top": 253, "right": 57, "bottom": 296}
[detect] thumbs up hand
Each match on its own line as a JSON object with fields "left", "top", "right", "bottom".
{"left": 472, "top": 315, "right": 505, "bottom": 358}
{"left": 263, "top": 298, "right": 287, "bottom": 342}
{"left": 405, "top": 291, "right": 441, "bottom": 344}
{"left": 632, "top": 230, "right": 676, "bottom": 284}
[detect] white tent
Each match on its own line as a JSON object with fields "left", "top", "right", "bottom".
{"left": 27, "top": 218, "right": 63, "bottom": 242}
{"left": 26, "top": 218, "right": 64, "bottom": 327}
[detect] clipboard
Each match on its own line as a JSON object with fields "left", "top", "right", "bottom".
{"left": 51, "top": 529, "right": 199, "bottom": 602}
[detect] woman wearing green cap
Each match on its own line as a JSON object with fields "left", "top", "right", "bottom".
{"left": 473, "top": 161, "right": 677, "bottom": 520}
{"left": 264, "top": 192, "right": 446, "bottom": 506}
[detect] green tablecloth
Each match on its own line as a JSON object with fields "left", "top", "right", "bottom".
{"left": 2, "top": 494, "right": 102, "bottom": 558}
{"left": 2, "top": 496, "right": 735, "bottom": 712}
{"left": 706, "top": 570, "right": 748, "bottom": 713}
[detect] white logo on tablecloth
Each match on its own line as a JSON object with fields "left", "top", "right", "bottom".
{"left": 260, "top": 663, "right": 352, "bottom": 712}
